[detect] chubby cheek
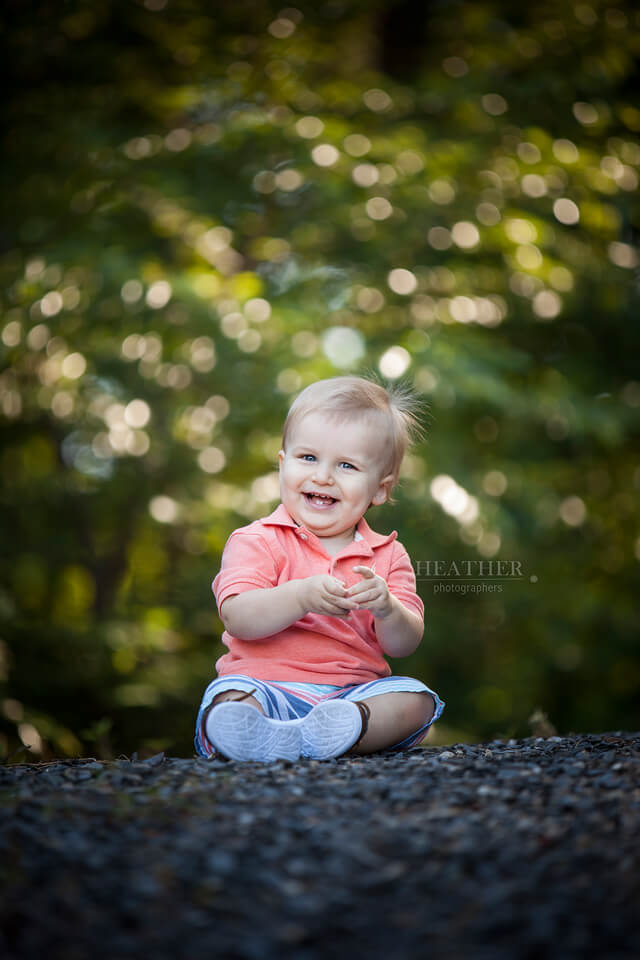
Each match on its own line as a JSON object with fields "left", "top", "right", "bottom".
{"left": 347, "top": 482, "right": 377, "bottom": 506}
{"left": 281, "top": 463, "right": 303, "bottom": 486}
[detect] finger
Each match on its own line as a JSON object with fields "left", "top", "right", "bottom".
{"left": 328, "top": 579, "right": 348, "bottom": 596}
{"left": 346, "top": 582, "right": 379, "bottom": 597}
{"left": 325, "top": 604, "right": 354, "bottom": 617}
{"left": 327, "top": 592, "right": 354, "bottom": 608}
{"left": 352, "top": 565, "right": 376, "bottom": 578}
{"left": 351, "top": 596, "right": 380, "bottom": 608}
{"left": 350, "top": 588, "right": 379, "bottom": 601}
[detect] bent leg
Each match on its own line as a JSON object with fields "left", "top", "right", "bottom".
{"left": 210, "top": 689, "right": 265, "bottom": 714}
{"left": 350, "top": 691, "right": 435, "bottom": 755}
{"left": 194, "top": 675, "right": 274, "bottom": 757}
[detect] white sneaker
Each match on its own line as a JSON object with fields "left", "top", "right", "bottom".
{"left": 205, "top": 702, "right": 301, "bottom": 762}
{"left": 300, "top": 699, "right": 366, "bottom": 760}
{"left": 205, "top": 698, "right": 368, "bottom": 763}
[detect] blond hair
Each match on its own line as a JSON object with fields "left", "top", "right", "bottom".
{"left": 281, "top": 376, "right": 424, "bottom": 492}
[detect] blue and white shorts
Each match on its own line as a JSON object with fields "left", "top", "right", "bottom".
{"left": 194, "top": 674, "right": 445, "bottom": 758}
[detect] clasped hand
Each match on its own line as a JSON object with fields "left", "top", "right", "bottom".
{"left": 300, "top": 566, "right": 393, "bottom": 620}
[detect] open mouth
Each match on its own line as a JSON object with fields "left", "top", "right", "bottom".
{"left": 304, "top": 492, "right": 338, "bottom": 507}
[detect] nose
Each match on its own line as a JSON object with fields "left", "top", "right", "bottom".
{"left": 311, "top": 461, "right": 334, "bottom": 484}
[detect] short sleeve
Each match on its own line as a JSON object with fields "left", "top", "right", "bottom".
{"left": 386, "top": 542, "right": 424, "bottom": 622}
{"left": 212, "top": 530, "right": 279, "bottom": 613}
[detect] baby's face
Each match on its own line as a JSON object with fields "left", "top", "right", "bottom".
{"left": 278, "top": 410, "right": 394, "bottom": 541}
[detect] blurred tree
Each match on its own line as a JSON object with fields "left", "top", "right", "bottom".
{"left": 1, "top": 0, "right": 639, "bottom": 758}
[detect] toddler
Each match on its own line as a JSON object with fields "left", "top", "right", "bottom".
{"left": 194, "top": 375, "right": 444, "bottom": 761}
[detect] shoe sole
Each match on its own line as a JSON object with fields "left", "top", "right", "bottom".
{"left": 300, "top": 699, "right": 363, "bottom": 760}
{"left": 206, "top": 702, "right": 301, "bottom": 762}
{"left": 206, "top": 699, "right": 363, "bottom": 763}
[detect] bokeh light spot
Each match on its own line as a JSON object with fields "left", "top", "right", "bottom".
{"left": 253, "top": 171, "right": 277, "bottom": 193}
{"left": 322, "top": 327, "right": 365, "bottom": 368}
{"left": 121, "top": 280, "right": 143, "bottom": 303}
{"left": 344, "top": 134, "right": 371, "bottom": 157}
{"left": 146, "top": 281, "right": 172, "bottom": 309}
{"left": 268, "top": 16, "right": 296, "bottom": 38}
{"left": 62, "top": 353, "right": 86, "bottom": 379}
{"left": 275, "top": 169, "right": 303, "bottom": 191}
{"left": 608, "top": 242, "right": 638, "bottom": 268}
{"left": 124, "top": 399, "right": 151, "bottom": 428}
{"left": 40, "top": 292, "right": 63, "bottom": 317}
{"left": 311, "top": 144, "right": 340, "bottom": 167}
{"left": 356, "top": 287, "right": 385, "bottom": 312}
{"left": 387, "top": 268, "right": 417, "bottom": 295}
{"left": 442, "top": 57, "right": 468, "bottom": 77}
{"left": 428, "top": 180, "right": 456, "bottom": 204}
{"left": 165, "top": 128, "right": 192, "bottom": 152}
{"left": 483, "top": 470, "right": 508, "bottom": 496}
{"left": 366, "top": 197, "right": 393, "bottom": 220}
{"left": 559, "top": 496, "right": 586, "bottom": 526}
{"left": 476, "top": 203, "right": 501, "bottom": 225}
{"left": 553, "top": 198, "right": 580, "bottom": 225}
{"left": 428, "top": 226, "right": 452, "bottom": 249}
{"left": 1, "top": 321, "right": 21, "bottom": 347}
{"left": 27, "top": 325, "right": 50, "bottom": 350}
{"left": 451, "top": 222, "right": 480, "bottom": 248}
{"left": 553, "top": 138, "right": 579, "bottom": 163}
{"left": 449, "top": 297, "right": 476, "bottom": 323}
{"left": 549, "top": 267, "right": 574, "bottom": 291}
{"left": 533, "top": 290, "right": 562, "bottom": 319}
{"left": 379, "top": 346, "right": 411, "bottom": 379}
{"left": 296, "top": 116, "right": 324, "bottom": 138}
{"left": 190, "top": 337, "right": 216, "bottom": 372}
{"left": 573, "top": 102, "right": 598, "bottom": 125}
{"left": 522, "top": 174, "right": 547, "bottom": 197}
{"left": 291, "top": 331, "right": 317, "bottom": 357}
{"left": 198, "top": 447, "right": 226, "bottom": 474}
{"left": 505, "top": 218, "right": 537, "bottom": 243}
{"left": 352, "top": 164, "right": 379, "bottom": 187}
{"left": 363, "top": 88, "right": 392, "bottom": 112}
{"left": 276, "top": 369, "right": 302, "bottom": 393}
{"left": 149, "top": 496, "right": 179, "bottom": 523}
{"left": 517, "top": 142, "right": 541, "bottom": 164}
{"left": 237, "top": 330, "right": 262, "bottom": 353}
{"left": 396, "top": 150, "right": 424, "bottom": 175}
{"left": 516, "top": 245, "right": 543, "bottom": 270}
{"left": 482, "top": 93, "right": 508, "bottom": 115}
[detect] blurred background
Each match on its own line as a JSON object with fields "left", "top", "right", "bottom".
{"left": 1, "top": 0, "right": 639, "bottom": 760}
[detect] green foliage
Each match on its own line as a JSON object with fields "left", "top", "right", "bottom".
{"left": 1, "top": 0, "right": 639, "bottom": 757}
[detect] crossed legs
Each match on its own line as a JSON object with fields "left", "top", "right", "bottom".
{"left": 209, "top": 689, "right": 435, "bottom": 755}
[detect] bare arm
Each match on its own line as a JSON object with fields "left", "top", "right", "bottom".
{"left": 372, "top": 593, "right": 424, "bottom": 658}
{"left": 220, "top": 576, "right": 359, "bottom": 640}
{"left": 347, "top": 565, "right": 423, "bottom": 658}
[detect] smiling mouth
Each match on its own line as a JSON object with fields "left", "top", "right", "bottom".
{"left": 304, "top": 492, "right": 338, "bottom": 506}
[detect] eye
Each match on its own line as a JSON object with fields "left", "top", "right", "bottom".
{"left": 339, "top": 461, "right": 357, "bottom": 470}
{"left": 299, "top": 454, "right": 315, "bottom": 462}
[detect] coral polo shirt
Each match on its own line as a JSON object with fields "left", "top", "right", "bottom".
{"left": 212, "top": 503, "right": 424, "bottom": 685}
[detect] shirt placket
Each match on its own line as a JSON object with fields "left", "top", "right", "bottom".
{"left": 293, "top": 526, "right": 373, "bottom": 577}
{"left": 329, "top": 544, "right": 375, "bottom": 581}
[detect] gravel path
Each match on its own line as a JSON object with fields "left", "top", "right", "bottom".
{"left": 1, "top": 733, "right": 639, "bottom": 959}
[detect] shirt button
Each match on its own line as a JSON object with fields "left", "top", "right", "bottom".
{"left": 299, "top": 533, "right": 307, "bottom": 540}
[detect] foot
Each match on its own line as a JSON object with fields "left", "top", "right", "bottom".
{"left": 205, "top": 699, "right": 368, "bottom": 763}
{"left": 205, "top": 702, "right": 301, "bottom": 762}
{"left": 300, "top": 699, "right": 367, "bottom": 760}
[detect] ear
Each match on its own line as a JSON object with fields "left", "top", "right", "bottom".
{"left": 278, "top": 449, "right": 285, "bottom": 469}
{"left": 370, "top": 473, "right": 395, "bottom": 506}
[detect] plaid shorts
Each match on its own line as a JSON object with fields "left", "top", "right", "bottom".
{"left": 194, "top": 674, "right": 445, "bottom": 758}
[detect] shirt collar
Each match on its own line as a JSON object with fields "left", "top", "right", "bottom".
{"left": 261, "top": 503, "right": 397, "bottom": 549}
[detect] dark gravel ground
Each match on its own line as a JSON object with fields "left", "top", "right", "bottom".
{"left": 1, "top": 732, "right": 639, "bottom": 960}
